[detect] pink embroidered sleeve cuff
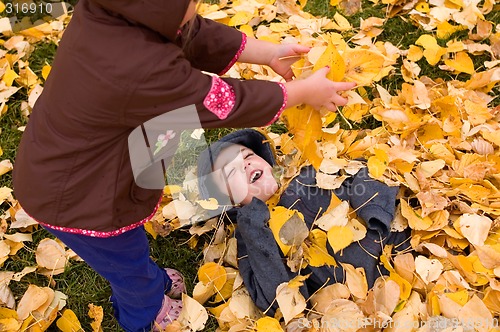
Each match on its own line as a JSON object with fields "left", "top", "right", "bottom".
{"left": 218, "top": 32, "right": 248, "bottom": 76}
{"left": 203, "top": 76, "right": 236, "bottom": 120}
{"left": 264, "top": 82, "right": 287, "bottom": 126}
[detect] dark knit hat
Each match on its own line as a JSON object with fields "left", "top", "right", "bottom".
{"left": 197, "top": 129, "right": 276, "bottom": 203}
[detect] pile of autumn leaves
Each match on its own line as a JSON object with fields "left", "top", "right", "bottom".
{"left": 156, "top": 0, "right": 500, "bottom": 331}
{"left": 0, "top": 0, "right": 499, "bottom": 330}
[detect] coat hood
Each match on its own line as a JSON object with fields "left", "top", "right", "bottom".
{"left": 90, "top": 0, "right": 191, "bottom": 41}
{"left": 197, "top": 129, "right": 276, "bottom": 201}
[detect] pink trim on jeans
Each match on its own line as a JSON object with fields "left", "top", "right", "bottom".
{"left": 30, "top": 198, "right": 162, "bottom": 238}
{"left": 218, "top": 32, "right": 248, "bottom": 76}
{"left": 203, "top": 76, "right": 236, "bottom": 120}
{"left": 264, "top": 82, "right": 288, "bottom": 126}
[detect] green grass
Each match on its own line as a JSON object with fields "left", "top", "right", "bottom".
{"left": 1, "top": 0, "right": 499, "bottom": 331}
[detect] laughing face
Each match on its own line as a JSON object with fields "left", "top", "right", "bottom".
{"left": 212, "top": 144, "right": 279, "bottom": 205}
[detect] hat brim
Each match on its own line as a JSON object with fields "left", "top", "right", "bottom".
{"left": 197, "top": 129, "right": 276, "bottom": 201}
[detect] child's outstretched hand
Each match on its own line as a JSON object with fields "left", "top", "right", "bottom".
{"left": 269, "top": 44, "right": 310, "bottom": 81}
{"left": 284, "top": 66, "right": 357, "bottom": 112}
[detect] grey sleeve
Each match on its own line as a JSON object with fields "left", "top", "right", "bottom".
{"left": 236, "top": 198, "right": 307, "bottom": 316}
{"left": 334, "top": 167, "right": 399, "bottom": 237}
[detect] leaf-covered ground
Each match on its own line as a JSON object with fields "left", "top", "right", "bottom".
{"left": 0, "top": 0, "right": 499, "bottom": 331}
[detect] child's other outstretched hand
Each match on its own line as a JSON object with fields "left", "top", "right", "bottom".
{"left": 269, "top": 44, "right": 311, "bottom": 81}
{"left": 284, "top": 66, "right": 357, "bottom": 112}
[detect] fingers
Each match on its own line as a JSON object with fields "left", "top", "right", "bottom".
{"left": 316, "top": 67, "right": 357, "bottom": 90}
{"left": 334, "top": 81, "right": 357, "bottom": 91}
{"left": 283, "top": 69, "right": 294, "bottom": 82}
{"left": 291, "top": 44, "right": 311, "bottom": 54}
{"left": 320, "top": 66, "right": 330, "bottom": 75}
{"left": 330, "top": 81, "right": 356, "bottom": 106}
{"left": 331, "top": 93, "right": 349, "bottom": 106}
{"left": 323, "top": 102, "right": 337, "bottom": 112}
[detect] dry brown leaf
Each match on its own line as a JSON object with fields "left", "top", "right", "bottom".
{"left": 315, "top": 200, "right": 349, "bottom": 230}
{"left": 35, "top": 238, "right": 68, "bottom": 273}
{"left": 276, "top": 280, "right": 307, "bottom": 324}
{"left": 16, "top": 285, "right": 50, "bottom": 320}
{"left": 177, "top": 294, "right": 208, "bottom": 331}
{"left": 415, "top": 255, "right": 443, "bottom": 283}
{"left": 0, "top": 272, "right": 15, "bottom": 309}
{"left": 228, "top": 287, "right": 260, "bottom": 320}
{"left": 458, "top": 295, "right": 494, "bottom": 332}
{"left": 384, "top": 291, "right": 422, "bottom": 332}
{"left": 223, "top": 237, "right": 238, "bottom": 268}
{"left": 192, "top": 281, "right": 217, "bottom": 305}
{"left": 416, "top": 191, "right": 449, "bottom": 217}
{"left": 437, "top": 293, "right": 463, "bottom": 319}
{"left": 320, "top": 299, "right": 364, "bottom": 332}
{"left": 310, "top": 283, "right": 350, "bottom": 314}
{"left": 279, "top": 212, "right": 309, "bottom": 246}
{"left": 475, "top": 244, "right": 500, "bottom": 269}
{"left": 416, "top": 243, "right": 448, "bottom": 258}
{"left": 0, "top": 240, "right": 9, "bottom": 266}
{"left": 457, "top": 213, "right": 492, "bottom": 246}
{"left": 394, "top": 253, "right": 416, "bottom": 284}
{"left": 341, "top": 263, "right": 368, "bottom": 299}
{"left": 372, "top": 278, "right": 400, "bottom": 316}
{"left": 10, "top": 208, "right": 37, "bottom": 228}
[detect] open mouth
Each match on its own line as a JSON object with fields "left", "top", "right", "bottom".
{"left": 250, "top": 170, "right": 263, "bottom": 183}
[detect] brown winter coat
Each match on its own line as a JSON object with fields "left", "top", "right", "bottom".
{"left": 13, "top": 0, "right": 285, "bottom": 233}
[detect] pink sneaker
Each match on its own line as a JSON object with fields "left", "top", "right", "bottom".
{"left": 165, "top": 268, "right": 186, "bottom": 299}
{"left": 153, "top": 295, "right": 183, "bottom": 331}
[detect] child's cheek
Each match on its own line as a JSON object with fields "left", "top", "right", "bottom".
{"left": 231, "top": 174, "right": 249, "bottom": 203}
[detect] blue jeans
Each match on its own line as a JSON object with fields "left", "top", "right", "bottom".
{"left": 44, "top": 226, "right": 171, "bottom": 332}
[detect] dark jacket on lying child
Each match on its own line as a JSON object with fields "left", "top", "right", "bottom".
{"left": 198, "top": 129, "right": 411, "bottom": 316}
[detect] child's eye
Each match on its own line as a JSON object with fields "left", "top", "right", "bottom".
{"left": 244, "top": 153, "right": 254, "bottom": 159}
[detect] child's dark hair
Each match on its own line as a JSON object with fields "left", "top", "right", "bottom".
{"left": 180, "top": 1, "right": 201, "bottom": 52}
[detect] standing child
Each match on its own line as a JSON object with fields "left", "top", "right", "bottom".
{"left": 12, "top": 0, "right": 355, "bottom": 331}
{"left": 197, "top": 129, "right": 412, "bottom": 316}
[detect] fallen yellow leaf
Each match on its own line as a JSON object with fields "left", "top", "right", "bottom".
{"left": 343, "top": 49, "right": 386, "bottom": 86}
{"left": 415, "top": 35, "right": 447, "bottom": 65}
{"left": 228, "top": 11, "right": 253, "bottom": 26}
{"left": 197, "top": 262, "right": 227, "bottom": 292}
{"left": 304, "top": 229, "right": 337, "bottom": 267}
{"left": 444, "top": 51, "right": 475, "bottom": 74}
{"left": 56, "top": 309, "right": 81, "bottom": 332}
{"left": 255, "top": 316, "right": 283, "bottom": 332}
{"left": 327, "top": 226, "right": 353, "bottom": 253}
{"left": 88, "top": 304, "right": 103, "bottom": 332}
{"left": 2, "top": 69, "right": 18, "bottom": 87}
{"left": 313, "top": 36, "right": 345, "bottom": 81}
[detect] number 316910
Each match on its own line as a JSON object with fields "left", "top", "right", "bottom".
{"left": 4, "top": 2, "right": 53, "bottom": 15}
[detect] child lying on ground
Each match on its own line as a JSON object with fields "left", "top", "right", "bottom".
{"left": 197, "top": 129, "right": 412, "bottom": 316}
